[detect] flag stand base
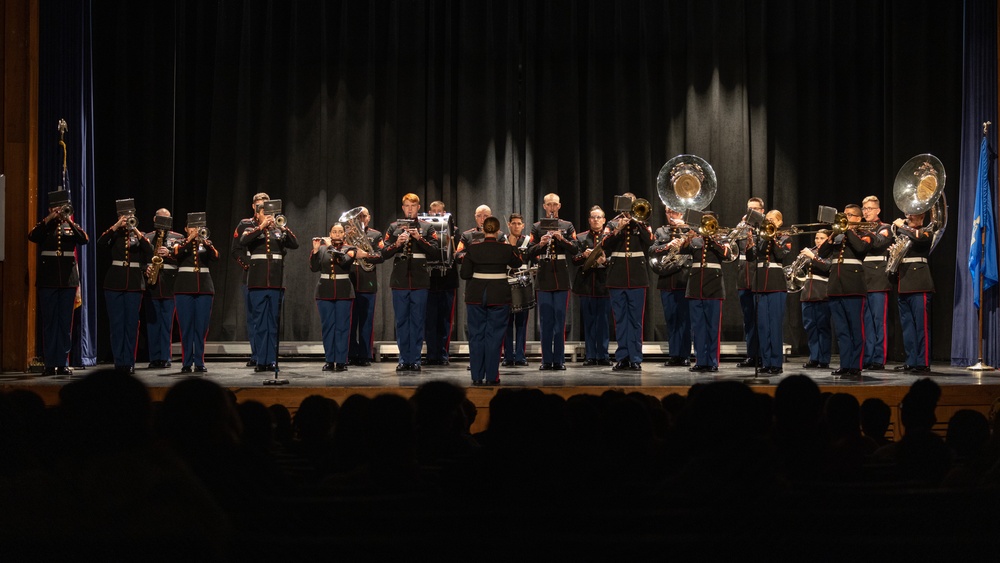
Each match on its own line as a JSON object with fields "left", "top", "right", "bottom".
{"left": 967, "top": 360, "right": 996, "bottom": 373}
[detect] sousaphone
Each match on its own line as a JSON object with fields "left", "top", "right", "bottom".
{"left": 892, "top": 153, "right": 948, "bottom": 252}
{"left": 656, "top": 154, "right": 718, "bottom": 214}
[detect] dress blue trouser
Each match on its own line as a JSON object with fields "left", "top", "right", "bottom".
{"left": 349, "top": 291, "right": 377, "bottom": 361}
{"left": 899, "top": 292, "right": 932, "bottom": 367}
{"left": 175, "top": 294, "right": 213, "bottom": 368}
{"left": 611, "top": 288, "right": 646, "bottom": 363}
{"left": 318, "top": 299, "right": 353, "bottom": 364}
{"left": 660, "top": 289, "right": 691, "bottom": 360}
{"left": 739, "top": 289, "right": 759, "bottom": 360}
{"left": 467, "top": 302, "right": 510, "bottom": 383}
{"left": 425, "top": 289, "right": 456, "bottom": 361}
{"left": 802, "top": 301, "right": 832, "bottom": 364}
{"left": 864, "top": 291, "right": 889, "bottom": 365}
{"left": 105, "top": 290, "right": 143, "bottom": 368}
{"left": 756, "top": 291, "right": 786, "bottom": 368}
{"left": 536, "top": 290, "right": 568, "bottom": 365}
{"left": 249, "top": 288, "right": 283, "bottom": 366}
{"left": 689, "top": 298, "right": 722, "bottom": 368}
{"left": 243, "top": 284, "right": 258, "bottom": 362}
{"left": 503, "top": 308, "right": 530, "bottom": 363}
{"left": 145, "top": 297, "right": 175, "bottom": 363}
{"left": 580, "top": 296, "right": 611, "bottom": 360}
{"left": 392, "top": 289, "right": 428, "bottom": 365}
{"left": 39, "top": 287, "right": 76, "bottom": 368}
{"left": 830, "top": 295, "right": 865, "bottom": 370}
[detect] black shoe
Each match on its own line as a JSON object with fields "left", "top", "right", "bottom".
{"left": 866, "top": 363, "right": 885, "bottom": 371}
{"left": 486, "top": 379, "right": 501, "bottom": 385}
{"left": 352, "top": 358, "right": 371, "bottom": 367}
{"left": 910, "top": 365, "right": 931, "bottom": 373}
{"left": 246, "top": 360, "right": 257, "bottom": 368}
{"left": 630, "top": 362, "right": 642, "bottom": 371}
{"left": 334, "top": 363, "right": 348, "bottom": 372}
{"left": 471, "top": 380, "right": 485, "bottom": 386}
{"left": 553, "top": 363, "right": 566, "bottom": 370}
{"left": 708, "top": 366, "right": 719, "bottom": 372}
{"left": 54, "top": 366, "right": 73, "bottom": 376}
{"left": 582, "top": 359, "right": 596, "bottom": 366}
{"left": 502, "top": 360, "right": 515, "bottom": 367}
{"left": 736, "top": 358, "right": 761, "bottom": 368}
{"left": 42, "top": 367, "right": 57, "bottom": 376}
{"left": 255, "top": 363, "right": 278, "bottom": 373}
{"left": 894, "top": 364, "right": 913, "bottom": 372}
{"left": 323, "top": 363, "right": 334, "bottom": 371}
{"left": 597, "top": 359, "right": 613, "bottom": 366}
{"left": 514, "top": 360, "right": 529, "bottom": 367}
{"left": 194, "top": 366, "right": 208, "bottom": 373}
{"left": 147, "top": 361, "right": 162, "bottom": 369}
{"left": 539, "top": 363, "right": 553, "bottom": 371}
{"left": 767, "top": 367, "right": 783, "bottom": 375}
{"left": 409, "top": 363, "right": 422, "bottom": 373}
{"left": 181, "top": 366, "right": 193, "bottom": 373}
{"left": 612, "top": 360, "right": 630, "bottom": 371}
{"left": 802, "top": 360, "right": 820, "bottom": 369}
{"left": 664, "top": 357, "right": 689, "bottom": 367}
{"left": 689, "top": 365, "right": 706, "bottom": 372}
{"left": 832, "top": 367, "right": 861, "bottom": 377}
{"left": 396, "top": 364, "right": 408, "bottom": 372}
{"left": 819, "top": 363, "right": 830, "bottom": 369}
{"left": 126, "top": 365, "right": 135, "bottom": 375}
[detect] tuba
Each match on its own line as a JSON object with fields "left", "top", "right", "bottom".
{"left": 886, "top": 154, "right": 947, "bottom": 277}
{"left": 656, "top": 154, "right": 717, "bottom": 215}
{"left": 339, "top": 206, "right": 375, "bottom": 272}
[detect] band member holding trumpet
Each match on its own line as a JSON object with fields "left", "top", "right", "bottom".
{"left": 99, "top": 200, "right": 153, "bottom": 373}
{"left": 572, "top": 206, "right": 612, "bottom": 366}
{"left": 736, "top": 197, "right": 766, "bottom": 368}
{"left": 650, "top": 206, "right": 692, "bottom": 367}
{"left": 675, "top": 211, "right": 730, "bottom": 372}
{"left": 239, "top": 199, "right": 299, "bottom": 372}
{"left": 860, "top": 196, "right": 893, "bottom": 371}
{"left": 604, "top": 193, "right": 654, "bottom": 371}
{"left": 798, "top": 230, "right": 832, "bottom": 369}
{"left": 28, "top": 190, "right": 89, "bottom": 376}
{"left": 528, "top": 193, "right": 577, "bottom": 370}
{"left": 891, "top": 212, "right": 934, "bottom": 372}
{"left": 344, "top": 206, "right": 383, "bottom": 366}
{"left": 232, "top": 192, "right": 270, "bottom": 368}
{"left": 821, "top": 204, "right": 870, "bottom": 377}
{"left": 461, "top": 216, "right": 523, "bottom": 385}
{"left": 750, "top": 210, "right": 791, "bottom": 375}
{"left": 503, "top": 213, "right": 532, "bottom": 367}
{"left": 173, "top": 213, "right": 218, "bottom": 373}
{"left": 370, "top": 193, "right": 439, "bottom": 373}
{"left": 310, "top": 223, "right": 357, "bottom": 372}
{"left": 144, "top": 208, "right": 183, "bottom": 369}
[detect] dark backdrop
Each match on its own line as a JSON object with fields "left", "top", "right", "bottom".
{"left": 72, "top": 0, "right": 963, "bottom": 362}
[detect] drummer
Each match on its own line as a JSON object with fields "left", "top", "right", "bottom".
{"left": 502, "top": 213, "right": 532, "bottom": 367}
{"left": 572, "top": 205, "right": 612, "bottom": 366}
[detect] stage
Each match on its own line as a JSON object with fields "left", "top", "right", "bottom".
{"left": 4, "top": 350, "right": 999, "bottom": 438}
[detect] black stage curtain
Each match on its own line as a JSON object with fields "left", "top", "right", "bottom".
{"left": 85, "top": 0, "right": 962, "bottom": 361}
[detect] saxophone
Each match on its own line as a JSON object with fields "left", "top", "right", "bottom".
{"left": 148, "top": 229, "right": 165, "bottom": 285}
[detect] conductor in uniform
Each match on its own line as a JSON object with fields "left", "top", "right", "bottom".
{"left": 28, "top": 190, "right": 89, "bottom": 376}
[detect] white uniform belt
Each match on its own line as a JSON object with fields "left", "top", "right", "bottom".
{"left": 864, "top": 256, "right": 887, "bottom": 262}
{"left": 111, "top": 260, "right": 140, "bottom": 268}
{"left": 408, "top": 253, "right": 427, "bottom": 259}
{"left": 692, "top": 263, "right": 722, "bottom": 269}
{"left": 610, "top": 251, "right": 644, "bottom": 258}
{"left": 41, "top": 250, "right": 69, "bottom": 256}
{"left": 757, "top": 262, "right": 783, "bottom": 268}
{"left": 320, "top": 273, "right": 350, "bottom": 280}
{"left": 808, "top": 275, "right": 829, "bottom": 282}
{"left": 473, "top": 273, "right": 508, "bottom": 280}
{"left": 902, "top": 257, "right": 927, "bottom": 264}
{"left": 839, "top": 259, "right": 862, "bottom": 265}
{"left": 160, "top": 264, "right": 178, "bottom": 270}
{"left": 250, "top": 254, "right": 281, "bottom": 260}
{"left": 541, "top": 254, "right": 567, "bottom": 260}
{"left": 178, "top": 266, "right": 209, "bottom": 273}
{"left": 738, "top": 254, "right": 747, "bottom": 260}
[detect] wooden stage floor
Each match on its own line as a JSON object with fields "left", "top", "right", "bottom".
{"left": 4, "top": 355, "right": 1000, "bottom": 438}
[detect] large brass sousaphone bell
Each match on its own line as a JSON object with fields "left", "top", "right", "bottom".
{"left": 656, "top": 154, "right": 718, "bottom": 214}
{"left": 892, "top": 153, "right": 948, "bottom": 252}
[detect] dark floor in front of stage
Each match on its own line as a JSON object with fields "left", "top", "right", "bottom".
{"left": 3, "top": 356, "right": 997, "bottom": 388}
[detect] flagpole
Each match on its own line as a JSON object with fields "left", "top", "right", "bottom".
{"left": 970, "top": 121, "right": 995, "bottom": 372}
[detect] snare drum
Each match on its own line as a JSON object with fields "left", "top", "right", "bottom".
{"left": 509, "top": 277, "right": 536, "bottom": 312}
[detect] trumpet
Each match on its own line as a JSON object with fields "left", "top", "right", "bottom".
{"left": 274, "top": 214, "right": 287, "bottom": 229}
{"left": 126, "top": 215, "right": 138, "bottom": 228}
{"left": 57, "top": 203, "right": 73, "bottom": 221}
{"left": 197, "top": 227, "right": 211, "bottom": 240}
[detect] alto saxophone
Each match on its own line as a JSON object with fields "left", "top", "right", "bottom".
{"left": 148, "top": 229, "right": 165, "bottom": 285}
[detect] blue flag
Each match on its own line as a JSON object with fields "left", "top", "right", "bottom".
{"left": 970, "top": 136, "right": 999, "bottom": 308}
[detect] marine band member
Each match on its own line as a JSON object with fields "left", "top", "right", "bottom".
{"left": 799, "top": 230, "right": 832, "bottom": 369}
{"left": 676, "top": 210, "right": 730, "bottom": 372}
{"left": 749, "top": 210, "right": 791, "bottom": 375}
{"left": 232, "top": 192, "right": 270, "bottom": 367}
{"left": 860, "top": 195, "right": 893, "bottom": 371}
{"left": 891, "top": 213, "right": 934, "bottom": 373}
{"left": 527, "top": 193, "right": 577, "bottom": 370}
{"left": 604, "top": 193, "right": 654, "bottom": 371}
{"left": 503, "top": 213, "right": 532, "bottom": 367}
{"left": 310, "top": 224, "right": 357, "bottom": 372}
{"left": 144, "top": 208, "right": 183, "bottom": 369}
{"left": 821, "top": 204, "right": 870, "bottom": 377}
{"left": 28, "top": 190, "right": 89, "bottom": 376}
{"left": 650, "top": 206, "right": 692, "bottom": 367}
{"left": 735, "top": 197, "right": 765, "bottom": 368}
{"left": 173, "top": 213, "right": 218, "bottom": 373}
{"left": 346, "top": 206, "right": 383, "bottom": 366}
{"left": 424, "top": 200, "right": 460, "bottom": 366}
{"left": 572, "top": 206, "right": 612, "bottom": 366}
